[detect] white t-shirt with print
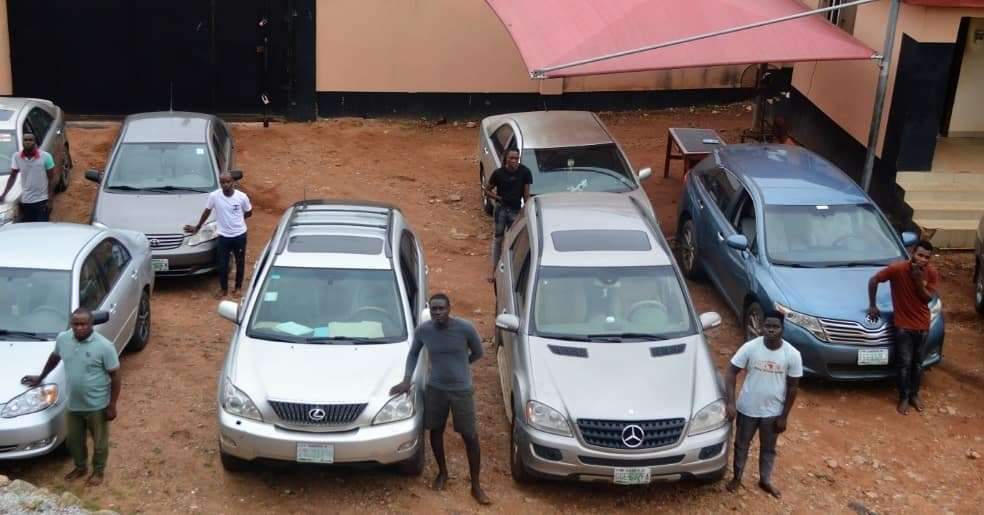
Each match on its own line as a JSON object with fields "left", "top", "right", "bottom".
{"left": 731, "top": 337, "right": 803, "bottom": 418}
{"left": 206, "top": 189, "right": 252, "bottom": 237}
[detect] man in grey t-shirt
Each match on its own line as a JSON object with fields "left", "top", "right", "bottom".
{"left": 0, "top": 132, "right": 57, "bottom": 222}
{"left": 391, "top": 294, "right": 490, "bottom": 505}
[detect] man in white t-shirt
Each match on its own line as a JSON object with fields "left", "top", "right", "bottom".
{"left": 725, "top": 310, "right": 802, "bottom": 498}
{"left": 184, "top": 172, "right": 252, "bottom": 298}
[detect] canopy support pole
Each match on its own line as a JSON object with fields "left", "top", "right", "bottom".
{"left": 861, "top": 0, "right": 901, "bottom": 192}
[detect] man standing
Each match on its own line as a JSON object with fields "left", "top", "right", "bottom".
{"left": 391, "top": 294, "right": 490, "bottom": 505}
{"left": 725, "top": 310, "right": 802, "bottom": 498}
{"left": 185, "top": 172, "right": 252, "bottom": 298}
{"left": 868, "top": 239, "right": 938, "bottom": 415}
{"left": 484, "top": 148, "right": 531, "bottom": 282}
{"left": 0, "top": 132, "right": 57, "bottom": 222}
{"left": 22, "top": 308, "right": 121, "bottom": 486}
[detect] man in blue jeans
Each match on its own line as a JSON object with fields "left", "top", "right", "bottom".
{"left": 483, "top": 148, "right": 531, "bottom": 283}
{"left": 185, "top": 172, "right": 252, "bottom": 298}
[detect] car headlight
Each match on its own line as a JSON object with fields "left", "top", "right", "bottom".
{"left": 688, "top": 399, "right": 727, "bottom": 436}
{"left": 525, "top": 400, "right": 572, "bottom": 437}
{"left": 2, "top": 384, "right": 59, "bottom": 418}
{"left": 775, "top": 303, "right": 827, "bottom": 342}
{"left": 930, "top": 297, "right": 942, "bottom": 322}
{"left": 221, "top": 378, "right": 262, "bottom": 421}
{"left": 373, "top": 387, "right": 415, "bottom": 425}
{"left": 187, "top": 221, "right": 218, "bottom": 246}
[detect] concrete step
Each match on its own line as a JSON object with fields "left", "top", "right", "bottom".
{"left": 907, "top": 200, "right": 984, "bottom": 220}
{"left": 897, "top": 171, "right": 984, "bottom": 187}
{"left": 902, "top": 186, "right": 984, "bottom": 202}
{"left": 910, "top": 218, "right": 980, "bottom": 249}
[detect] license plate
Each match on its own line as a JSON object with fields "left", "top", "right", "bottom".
{"left": 151, "top": 259, "right": 169, "bottom": 272}
{"left": 613, "top": 467, "right": 651, "bottom": 485}
{"left": 857, "top": 348, "right": 889, "bottom": 366}
{"left": 296, "top": 443, "right": 334, "bottom": 464}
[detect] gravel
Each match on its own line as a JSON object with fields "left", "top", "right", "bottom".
{"left": 0, "top": 475, "right": 115, "bottom": 515}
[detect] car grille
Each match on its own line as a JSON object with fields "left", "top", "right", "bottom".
{"left": 577, "top": 418, "right": 686, "bottom": 450}
{"left": 819, "top": 317, "right": 894, "bottom": 346}
{"left": 145, "top": 233, "right": 185, "bottom": 251}
{"left": 269, "top": 401, "right": 367, "bottom": 425}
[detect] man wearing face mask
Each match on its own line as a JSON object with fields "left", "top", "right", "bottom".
{"left": 0, "top": 133, "right": 57, "bottom": 222}
{"left": 185, "top": 172, "right": 253, "bottom": 298}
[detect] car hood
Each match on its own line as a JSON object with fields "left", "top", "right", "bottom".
{"left": 94, "top": 191, "right": 213, "bottom": 234}
{"left": 0, "top": 341, "right": 59, "bottom": 403}
{"left": 527, "top": 335, "right": 705, "bottom": 421}
{"left": 770, "top": 266, "right": 894, "bottom": 320}
{"left": 232, "top": 336, "right": 410, "bottom": 404}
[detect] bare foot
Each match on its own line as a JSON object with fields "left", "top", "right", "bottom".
{"left": 758, "top": 481, "right": 781, "bottom": 498}
{"left": 726, "top": 478, "right": 741, "bottom": 492}
{"left": 64, "top": 467, "right": 87, "bottom": 481}
{"left": 909, "top": 396, "right": 924, "bottom": 412}
{"left": 431, "top": 472, "right": 448, "bottom": 491}
{"left": 897, "top": 399, "right": 909, "bottom": 415}
{"left": 471, "top": 484, "right": 492, "bottom": 505}
{"left": 85, "top": 472, "right": 104, "bottom": 486}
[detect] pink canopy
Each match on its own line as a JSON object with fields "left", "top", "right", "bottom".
{"left": 485, "top": 0, "right": 877, "bottom": 78}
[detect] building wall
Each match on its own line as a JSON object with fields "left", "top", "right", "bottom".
{"left": 314, "top": 0, "right": 744, "bottom": 95}
{"left": 0, "top": 0, "right": 11, "bottom": 95}
{"left": 948, "top": 17, "right": 984, "bottom": 135}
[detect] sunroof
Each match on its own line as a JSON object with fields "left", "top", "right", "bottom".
{"left": 287, "top": 235, "right": 383, "bottom": 254}
{"left": 550, "top": 230, "right": 651, "bottom": 252}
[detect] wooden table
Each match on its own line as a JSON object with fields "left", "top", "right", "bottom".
{"left": 663, "top": 128, "right": 726, "bottom": 178}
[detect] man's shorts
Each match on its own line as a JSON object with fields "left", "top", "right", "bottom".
{"left": 493, "top": 206, "right": 520, "bottom": 238}
{"left": 424, "top": 385, "right": 477, "bottom": 436}
{"left": 18, "top": 200, "right": 49, "bottom": 223}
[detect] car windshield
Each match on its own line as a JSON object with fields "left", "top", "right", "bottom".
{"left": 247, "top": 266, "right": 407, "bottom": 343}
{"left": 532, "top": 266, "right": 695, "bottom": 341}
{"left": 0, "top": 131, "right": 18, "bottom": 175}
{"left": 765, "top": 204, "right": 905, "bottom": 267}
{"left": 105, "top": 143, "right": 216, "bottom": 192}
{"left": 0, "top": 268, "right": 70, "bottom": 338}
{"left": 523, "top": 144, "right": 636, "bottom": 195}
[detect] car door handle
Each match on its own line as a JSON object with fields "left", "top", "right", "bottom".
{"left": 130, "top": 270, "right": 138, "bottom": 280}
{"left": 696, "top": 198, "right": 704, "bottom": 210}
{"left": 717, "top": 232, "right": 725, "bottom": 242}
{"left": 483, "top": 147, "right": 490, "bottom": 155}
{"left": 109, "top": 303, "right": 118, "bottom": 313}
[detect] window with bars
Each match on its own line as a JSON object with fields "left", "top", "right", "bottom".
{"left": 821, "top": 0, "right": 857, "bottom": 34}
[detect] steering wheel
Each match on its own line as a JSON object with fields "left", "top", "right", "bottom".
{"left": 32, "top": 305, "right": 66, "bottom": 320}
{"left": 349, "top": 306, "right": 401, "bottom": 329}
{"left": 626, "top": 300, "right": 668, "bottom": 323}
{"left": 832, "top": 234, "right": 866, "bottom": 248}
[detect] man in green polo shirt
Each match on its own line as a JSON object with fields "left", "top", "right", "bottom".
{"left": 22, "top": 308, "right": 121, "bottom": 486}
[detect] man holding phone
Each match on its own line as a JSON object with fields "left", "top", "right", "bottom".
{"left": 868, "top": 239, "right": 939, "bottom": 415}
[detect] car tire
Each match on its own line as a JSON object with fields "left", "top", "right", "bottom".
{"left": 678, "top": 218, "right": 703, "bottom": 279}
{"left": 127, "top": 290, "right": 151, "bottom": 352}
{"left": 481, "top": 167, "right": 493, "bottom": 216}
{"left": 395, "top": 432, "right": 426, "bottom": 476}
{"left": 975, "top": 262, "right": 984, "bottom": 314}
{"left": 744, "top": 301, "right": 765, "bottom": 341}
{"left": 220, "top": 448, "right": 249, "bottom": 472}
{"left": 510, "top": 414, "right": 534, "bottom": 484}
{"left": 55, "top": 144, "right": 73, "bottom": 193}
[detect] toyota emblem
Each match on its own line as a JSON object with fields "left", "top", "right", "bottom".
{"left": 149, "top": 239, "right": 160, "bottom": 247}
{"left": 621, "top": 424, "right": 645, "bottom": 448}
{"left": 308, "top": 408, "right": 327, "bottom": 422}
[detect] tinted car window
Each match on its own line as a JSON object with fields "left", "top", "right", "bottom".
{"left": 0, "top": 268, "right": 71, "bottom": 336}
{"left": 106, "top": 143, "right": 217, "bottom": 191}
{"left": 523, "top": 144, "right": 635, "bottom": 194}
{"left": 92, "top": 239, "right": 131, "bottom": 289}
{"left": 551, "top": 230, "right": 651, "bottom": 252}
{"left": 700, "top": 169, "right": 742, "bottom": 213}
{"left": 287, "top": 235, "right": 383, "bottom": 254}
{"left": 765, "top": 204, "right": 905, "bottom": 266}
{"left": 492, "top": 125, "right": 514, "bottom": 157}
{"left": 79, "top": 255, "right": 109, "bottom": 311}
{"left": 27, "top": 108, "right": 54, "bottom": 142}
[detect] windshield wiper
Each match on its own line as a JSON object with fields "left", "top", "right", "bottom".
{"left": 138, "top": 186, "right": 210, "bottom": 193}
{"left": 773, "top": 262, "right": 819, "bottom": 268}
{"left": 824, "top": 261, "right": 891, "bottom": 268}
{"left": 304, "top": 336, "right": 386, "bottom": 344}
{"left": 105, "top": 185, "right": 141, "bottom": 191}
{"left": 586, "top": 332, "right": 669, "bottom": 341}
{"left": 536, "top": 333, "right": 592, "bottom": 342}
{"left": 247, "top": 332, "right": 301, "bottom": 343}
{"left": 0, "top": 329, "right": 51, "bottom": 341}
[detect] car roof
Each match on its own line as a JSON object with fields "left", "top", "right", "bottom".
{"left": 272, "top": 200, "right": 398, "bottom": 270}
{"left": 534, "top": 193, "right": 672, "bottom": 267}
{"left": 0, "top": 223, "right": 102, "bottom": 270}
{"left": 0, "top": 97, "right": 54, "bottom": 130}
{"left": 717, "top": 144, "right": 870, "bottom": 206}
{"left": 486, "top": 111, "right": 613, "bottom": 149}
{"left": 121, "top": 112, "right": 215, "bottom": 143}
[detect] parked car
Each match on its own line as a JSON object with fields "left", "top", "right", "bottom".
{"left": 975, "top": 213, "right": 983, "bottom": 313}
{"left": 493, "top": 191, "right": 728, "bottom": 485}
{"left": 0, "top": 223, "right": 153, "bottom": 459}
{"left": 477, "top": 111, "right": 653, "bottom": 215}
{"left": 676, "top": 145, "right": 944, "bottom": 380}
{"left": 215, "top": 200, "right": 430, "bottom": 474}
{"left": 0, "top": 97, "right": 73, "bottom": 225}
{"left": 86, "top": 111, "right": 242, "bottom": 276}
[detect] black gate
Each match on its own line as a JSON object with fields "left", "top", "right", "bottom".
{"left": 8, "top": 0, "right": 291, "bottom": 115}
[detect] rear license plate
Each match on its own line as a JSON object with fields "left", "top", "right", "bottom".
{"left": 296, "top": 443, "right": 334, "bottom": 464}
{"left": 613, "top": 467, "right": 651, "bottom": 485}
{"left": 151, "top": 259, "right": 169, "bottom": 272}
{"left": 857, "top": 348, "right": 889, "bottom": 366}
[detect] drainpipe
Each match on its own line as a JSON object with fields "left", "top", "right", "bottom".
{"left": 861, "top": 0, "right": 902, "bottom": 192}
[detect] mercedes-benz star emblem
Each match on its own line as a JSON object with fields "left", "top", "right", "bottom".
{"left": 308, "top": 408, "right": 327, "bottom": 422}
{"left": 621, "top": 424, "right": 645, "bottom": 448}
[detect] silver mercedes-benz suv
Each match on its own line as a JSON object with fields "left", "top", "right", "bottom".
{"left": 215, "top": 200, "right": 429, "bottom": 474}
{"left": 493, "top": 192, "right": 729, "bottom": 485}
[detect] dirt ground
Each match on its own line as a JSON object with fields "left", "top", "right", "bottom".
{"left": 2, "top": 105, "right": 983, "bottom": 514}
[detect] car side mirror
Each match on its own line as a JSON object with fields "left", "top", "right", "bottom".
{"left": 496, "top": 314, "right": 520, "bottom": 333}
{"left": 901, "top": 231, "right": 918, "bottom": 247}
{"left": 230, "top": 170, "right": 244, "bottom": 181}
{"left": 699, "top": 312, "right": 722, "bottom": 331}
{"left": 91, "top": 310, "right": 110, "bottom": 325}
{"left": 420, "top": 308, "right": 431, "bottom": 323}
{"left": 85, "top": 170, "right": 102, "bottom": 183}
{"left": 637, "top": 167, "right": 653, "bottom": 181}
{"left": 217, "top": 300, "right": 239, "bottom": 324}
{"left": 725, "top": 234, "right": 749, "bottom": 251}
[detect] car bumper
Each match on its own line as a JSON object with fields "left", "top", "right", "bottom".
{"left": 784, "top": 316, "right": 944, "bottom": 381}
{"left": 217, "top": 409, "right": 423, "bottom": 465}
{"left": 514, "top": 418, "right": 729, "bottom": 483}
{"left": 153, "top": 241, "right": 217, "bottom": 276}
{"left": 0, "top": 404, "right": 66, "bottom": 460}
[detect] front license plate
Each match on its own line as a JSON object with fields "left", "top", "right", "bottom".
{"left": 857, "top": 348, "right": 889, "bottom": 366}
{"left": 613, "top": 467, "right": 651, "bottom": 485}
{"left": 151, "top": 259, "right": 169, "bottom": 272}
{"left": 296, "top": 443, "right": 334, "bottom": 464}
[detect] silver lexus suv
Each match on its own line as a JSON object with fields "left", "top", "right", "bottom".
{"left": 215, "top": 200, "right": 429, "bottom": 474}
{"left": 494, "top": 192, "right": 729, "bottom": 485}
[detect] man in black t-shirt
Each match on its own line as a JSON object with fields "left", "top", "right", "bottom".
{"left": 484, "top": 149, "right": 532, "bottom": 282}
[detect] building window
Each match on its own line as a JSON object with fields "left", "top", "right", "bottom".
{"left": 821, "top": 0, "right": 857, "bottom": 34}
